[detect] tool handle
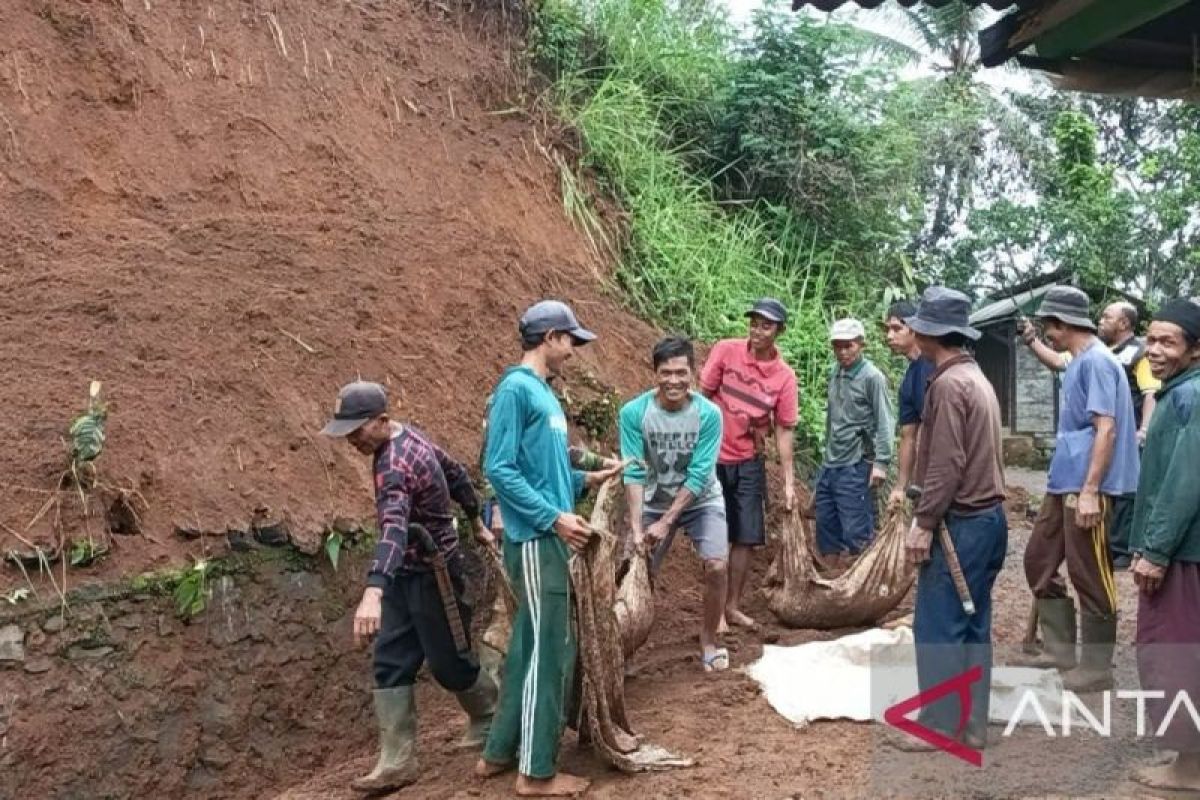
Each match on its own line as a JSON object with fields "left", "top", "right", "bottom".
{"left": 937, "top": 526, "right": 976, "bottom": 616}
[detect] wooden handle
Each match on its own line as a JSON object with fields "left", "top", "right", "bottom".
{"left": 937, "top": 526, "right": 975, "bottom": 616}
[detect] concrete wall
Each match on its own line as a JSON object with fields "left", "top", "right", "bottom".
{"left": 1014, "top": 344, "right": 1057, "bottom": 435}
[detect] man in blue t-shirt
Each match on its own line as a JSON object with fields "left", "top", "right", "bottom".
{"left": 883, "top": 299, "right": 937, "bottom": 510}
{"left": 1018, "top": 287, "right": 1140, "bottom": 693}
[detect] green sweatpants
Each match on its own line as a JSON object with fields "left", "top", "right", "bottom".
{"left": 483, "top": 535, "right": 576, "bottom": 779}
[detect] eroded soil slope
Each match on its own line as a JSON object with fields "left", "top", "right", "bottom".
{"left": 0, "top": 0, "right": 656, "bottom": 584}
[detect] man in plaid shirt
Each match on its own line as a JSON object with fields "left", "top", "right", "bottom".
{"left": 321, "top": 380, "right": 498, "bottom": 793}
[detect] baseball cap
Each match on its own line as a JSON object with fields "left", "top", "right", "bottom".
{"left": 745, "top": 297, "right": 788, "bottom": 325}
{"left": 519, "top": 300, "right": 596, "bottom": 344}
{"left": 830, "top": 318, "right": 866, "bottom": 342}
{"left": 320, "top": 381, "right": 388, "bottom": 437}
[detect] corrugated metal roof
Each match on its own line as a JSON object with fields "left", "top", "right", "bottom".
{"left": 969, "top": 285, "right": 1055, "bottom": 328}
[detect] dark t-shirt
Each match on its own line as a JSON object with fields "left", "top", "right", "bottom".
{"left": 899, "top": 356, "right": 937, "bottom": 426}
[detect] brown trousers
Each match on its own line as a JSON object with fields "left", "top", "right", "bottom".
{"left": 1024, "top": 493, "right": 1118, "bottom": 617}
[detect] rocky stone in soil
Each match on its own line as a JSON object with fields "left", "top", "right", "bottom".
{"left": 0, "top": 624, "right": 24, "bottom": 664}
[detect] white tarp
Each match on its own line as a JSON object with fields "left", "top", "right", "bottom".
{"left": 744, "top": 627, "right": 1065, "bottom": 728}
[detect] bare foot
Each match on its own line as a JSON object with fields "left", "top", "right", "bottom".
{"left": 724, "top": 608, "right": 758, "bottom": 629}
{"left": 515, "top": 772, "right": 591, "bottom": 797}
{"left": 474, "top": 758, "right": 513, "bottom": 779}
{"left": 1134, "top": 754, "right": 1200, "bottom": 791}
{"left": 717, "top": 616, "right": 730, "bottom": 635}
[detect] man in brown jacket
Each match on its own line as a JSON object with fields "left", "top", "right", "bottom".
{"left": 894, "top": 287, "right": 1009, "bottom": 752}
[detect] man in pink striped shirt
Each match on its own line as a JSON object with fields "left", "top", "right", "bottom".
{"left": 701, "top": 298, "right": 799, "bottom": 628}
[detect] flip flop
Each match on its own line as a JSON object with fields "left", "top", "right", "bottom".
{"left": 702, "top": 648, "right": 730, "bottom": 672}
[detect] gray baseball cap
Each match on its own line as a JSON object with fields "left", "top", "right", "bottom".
{"left": 519, "top": 300, "right": 596, "bottom": 344}
{"left": 320, "top": 381, "right": 387, "bottom": 437}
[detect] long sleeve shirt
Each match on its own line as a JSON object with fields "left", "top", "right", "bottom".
{"left": 483, "top": 365, "right": 584, "bottom": 542}
{"left": 824, "top": 358, "right": 894, "bottom": 467}
{"left": 368, "top": 425, "right": 481, "bottom": 587}
{"left": 1130, "top": 366, "right": 1200, "bottom": 567}
{"left": 912, "top": 354, "right": 1006, "bottom": 531}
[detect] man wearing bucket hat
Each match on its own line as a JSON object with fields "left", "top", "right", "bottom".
{"left": 700, "top": 297, "right": 799, "bottom": 629}
{"left": 891, "top": 287, "right": 1008, "bottom": 752}
{"left": 814, "top": 317, "right": 894, "bottom": 564}
{"left": 320, "top": 380, "right": 499, "bottom": 793}
{"left": 1019, "top": 300, "right": 1160, "bottom": 571}
{"left": 1015, "top": 286, "right": 1139, "bottom": 693}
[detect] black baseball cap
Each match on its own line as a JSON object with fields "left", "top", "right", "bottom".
{"left": 746, "top": 297, "right": 788, "bottom": 325}
{"left": 519, "top": 300, "right": 596, "bottom": 344}
{"left": 320, "top": 381, "right": 388, "bottom": 437}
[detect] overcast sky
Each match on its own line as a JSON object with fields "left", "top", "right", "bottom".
{"left": 719, "top": 0, "right": 1042, "bottom": 93}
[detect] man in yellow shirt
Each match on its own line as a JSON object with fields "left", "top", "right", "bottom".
{"left": 1020, "top": 299, "right": 1160, "bottom": 569}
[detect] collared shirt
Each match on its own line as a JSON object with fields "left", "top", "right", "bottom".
{"left": 912, "top": 354, "right": 1006, "bottom": 531}
{"left": 700, "top": 338, "right": 798, "bottom": 464}
{"left": 823, "top": 357, "right": 894, "bottom": 467}
{"left": 369, "top": 426, "right": 480, "bottom": 585}
{"left": 1047, "top": 338, "right": 1140, "bottom": 496}
{"left": 1130, "top": 366, "right": 1200, "bottom": 566}
{"left": 899, "top": 355, "right": 937, "bottom": 426}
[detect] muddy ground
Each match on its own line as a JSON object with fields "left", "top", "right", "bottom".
{"left": 275, "top": 469, "right": 1167, "bottom": 800}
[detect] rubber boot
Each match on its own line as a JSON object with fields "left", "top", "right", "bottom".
{"left": 352, "top": 686, "right": 419, "bottom": 793}
{"left": 1010, "top": 598, "right": 1077, "bottom": 670}
{"left": 1061, "top": 614, "right": 1117, "bottom": 693}
{"left": 453, "top": 668, "right": 498, "bottom": 750}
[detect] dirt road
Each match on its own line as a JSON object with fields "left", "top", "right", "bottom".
{"left": 276, "top": 470, "right": 1166, "bottom": 800}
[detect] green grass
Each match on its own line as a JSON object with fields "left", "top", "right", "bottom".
{"left": 533, "top": 0, "right": 900, "bottom": 452}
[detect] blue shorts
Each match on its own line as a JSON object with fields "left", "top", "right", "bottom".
{"left": 643, "top": 503, "right": 729, "bottom": 574}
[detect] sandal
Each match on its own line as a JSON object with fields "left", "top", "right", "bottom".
{"left": 702, "top": 648, "right": 730, "bottom": 672}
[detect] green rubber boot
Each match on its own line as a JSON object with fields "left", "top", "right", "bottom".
{"left": 454, "top": 668, "right": 499, "bottom": 750}
{"left": 1010, "top": 598, "right": 1078, "bottom": 670}
{"left": 1062, "top": 614, "right": 1117, "bottom": 693}
{"left": 352, "top": 686, "right": 419, "bottom": 793}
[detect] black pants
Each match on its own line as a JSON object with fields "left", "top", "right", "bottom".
{"left": 374, "top": 559, "right": 479, "bottom": 692}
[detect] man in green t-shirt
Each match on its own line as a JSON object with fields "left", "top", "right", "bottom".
{"left": 620, "top": 336, "right": 729, "bottom": 672}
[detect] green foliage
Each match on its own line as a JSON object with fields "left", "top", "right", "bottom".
{"left": 536, "top": 0, "right": 908, "bottom": 450}
{"left": 68, "top": 538, "right": 107, "bottom": 568}
{"left": 324, "top": 530, "right": 344, "bottom": 571}
{"left": 69, "top": 381, "right": 107, "bottom": 469}
{"left": 173, "top": 559, "right": 212, "bottom": 619}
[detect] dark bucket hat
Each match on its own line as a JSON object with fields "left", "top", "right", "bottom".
{"left": 904, "top": 286, "right": 981, "bottom": 341}
{"left": 1033, "top": 286, "right": 1096, "bottom": 331}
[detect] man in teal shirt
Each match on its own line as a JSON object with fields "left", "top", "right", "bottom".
{"left": 621, "top": 337, "right": 729, "bottom": 672}
{"left": 474, "top": 300, "right": 620, "bottom": 798}
{"left": 1129, "top": 299, "right": 1200, "bottom": 793}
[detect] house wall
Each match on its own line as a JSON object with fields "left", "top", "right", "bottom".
{"left": 1014, "top": 344, "right": 1058, "bottom": 435}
